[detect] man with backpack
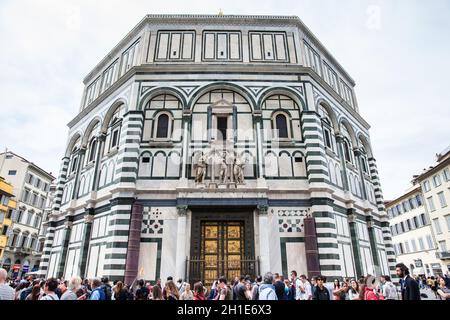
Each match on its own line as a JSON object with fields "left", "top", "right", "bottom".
{"left": 100, "top": 276, "right": 112, "bottom": 300}
{"left": 251, "top": 275, "right": 262, "bottom": 300}
{"left": 89, "top": 278, "right": 106, "bottom": 300}
{"left": 380, "top": 275, "right": 398, "bottom": 300}
{"left": 135, "top": 279, "right": 149, "bottom": 300}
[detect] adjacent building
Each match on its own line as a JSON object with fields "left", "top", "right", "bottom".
{"left": 40, "top": 14, "right": 395, "bottom": 285}
{"left": 415, "top": 147, "right": 450, "bottom": 273}
{"left": 387, "top": 146, "right": 450, "bottom": 276}
{"left": 0, "top": 151, "right": 55, "bottom": 277}
{"left": 0, "top": 177, "right": 17, "bottom": 261}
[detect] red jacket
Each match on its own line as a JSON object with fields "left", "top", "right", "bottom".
{"left": 364, "top": 287, "right": 384, "bottom": 300}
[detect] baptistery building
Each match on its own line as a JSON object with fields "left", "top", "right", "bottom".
{"left": 39, "top": 14, "right": 395, "bottom": 285}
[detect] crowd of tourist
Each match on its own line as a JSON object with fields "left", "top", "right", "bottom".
{"left": 1, "top": 263, "right": 449, "bottom": 301}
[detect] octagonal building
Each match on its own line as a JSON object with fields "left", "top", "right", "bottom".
{"left": 39, "top": 14, "right": 395, "bottom": 285}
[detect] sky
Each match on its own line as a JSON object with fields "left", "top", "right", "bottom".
{"left": 0, "top": 0, "right": 449, "bottom": 200}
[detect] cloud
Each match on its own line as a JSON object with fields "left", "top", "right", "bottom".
{"left": 0, "top": 0, "right": 448, "bottom": 199}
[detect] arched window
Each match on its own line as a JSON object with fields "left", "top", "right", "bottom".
{"left": 359, "top": 147, "right": 369, "bottom": 174}
{"left": 318, "top": 104, "right": 335, "bottom": 150}
{"left": 340, "top": 124, "right": 355, "bottom": 164}
{"left": 275, "top": 114, "right": 289, "bottom": 138}
{"left": 343, "top": 139, "right": 352, "bottom": 163}
{"left": 88, "top": 138, "right": 97, "bottom": 163}
{"left": 156, "top": 114, "right": 170, "bottom": 138}
{"left": 70, "top": 146, "right": 79, "bottom": 174}
{"left": 107, "top": 105, "right": 123, "bottom": 151}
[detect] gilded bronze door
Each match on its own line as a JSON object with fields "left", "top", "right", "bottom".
{"left": 201, "top": 221, "right": 244, "bottom": 286}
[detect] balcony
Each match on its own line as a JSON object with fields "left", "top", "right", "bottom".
{"left": 436, "top": 251, "right": 450, "bottom": 260}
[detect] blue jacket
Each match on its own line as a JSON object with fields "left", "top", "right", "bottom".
{"left": 90, "top": 287, "right": 106, "bottom": 300}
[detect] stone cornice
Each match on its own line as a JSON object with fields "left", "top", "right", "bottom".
{"left": 82, "top": 14, "right": 355, "bottom": 87}
{"left": 70, "top": 64, "right": 371, "bottom": 130}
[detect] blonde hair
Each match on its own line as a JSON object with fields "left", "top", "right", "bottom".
{"left": 68, "top": 276, "right": 82, "bottom": 291}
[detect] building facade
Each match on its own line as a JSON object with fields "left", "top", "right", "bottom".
{"left": 0, "top": 152, "right": 55, "bottom": 277}
{"left": 386, "top": 185, "right": 442, "bottom": 276}
{"left": 0, "top": 177, "right": 17, "bottom": 261}
{"left": 387, "top": 146, "right": 450, "bottom": 276}
{"left": 415, "top": 147, "right": 450, "bottom": 273}
{"left": 40, "top": 14, "right": 395, "bottom": 284}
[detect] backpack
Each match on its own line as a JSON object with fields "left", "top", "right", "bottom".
{"left": 20, "top": 287, "right": 32, "bottom": 301}
{"left": 384, "top": 283, "right": 397, "bottom": 299}
{"left": 102, "top": 284, "right": 112, "bottom": 301}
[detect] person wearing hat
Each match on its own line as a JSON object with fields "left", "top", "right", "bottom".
{"left": 312, "top": 275, "right": 330, "bottom": 300}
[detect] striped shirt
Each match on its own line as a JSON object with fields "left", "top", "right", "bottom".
{"left": 0, "top": 283, "right": 15, "bottom": 300}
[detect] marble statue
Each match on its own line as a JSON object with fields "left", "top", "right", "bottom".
{"left": 219, "top": 155, "right": 228, "bottom": 183}
{"left": 233, "top": 153, "right": 245, "bottom": 184}
{"left": 194, "top": 153, "right": 207, "bottom": 183}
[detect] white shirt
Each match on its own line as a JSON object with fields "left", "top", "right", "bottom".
{"left": 0, "top": 283, "right": 15, "bottom": 300}
{"left": 296, "top": 280, "right": 312, "bottom": 300}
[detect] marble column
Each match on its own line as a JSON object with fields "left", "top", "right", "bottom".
{"left": 78, "top": 210, "right": 94, "bottom": 278}
{"left": 347, "top": 210, "right": 363, "bottom": 277}
{"left": 124, "top": 203, "right": 144, "bottom": 286}
{"left": 366, "top": 216, "right": 381, "bottom": 276}
{"left": 56, "top": 217, "right": 73, "bottom": 279}
{"left": 257, "top": 205, "right": 270, "bottom": 275}
{"left": 175, "top": 205, "right": 188, "bottom": 281}
{"left": 254, "top": 114, "right": 264, "bottom": 180}
{"left": 304, "top": 216, "right": 321, "bottom": 278}
{"left": 181, "top": 111, "right": 191, "bottom": 180}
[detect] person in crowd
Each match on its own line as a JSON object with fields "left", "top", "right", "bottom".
{"left": 180, "top": 283, "right": 194, "bottom": 300}
{"left": 112, "top": 281, "right": 128, "bottom": 301}
{"left": 258, "top": 272, "right": 277, "bottom": 300}
{"left": 162, "top": 276, "right": 173, "bottom": 298}
{"left": 436, "top": 275, "right": 450, "bottom": 300}
{"left": 135, "top": 279, "right": 149, "bottom": 300}
{"left": 347, "top": 279, "right": 360, "bottom": 300}
{"left": 155, "top": 278, "right": 162, "bottom": 290}
{"left": 251, "top": 276, "right": 262, "bottom": 300}
{"left": 89, "top": 278, "right": 106, "bottom": 300}
{"left": 58, "top": 280, "right": 68, "bottom": 299}
{"left": 61, "top": 276, "right": 81, "bottom": 300}
{"left": 208, "top": 280, "right": 218, "bottom": 300}
{"left": 310, "top": 277, "right": 317, "bottom": 297}
{"left": 176, "top": 278, "right": 184, "bottom": 295}
{"left": 273, "top": 273, "right": 285, "bottom": 300}
{"left": 165, "top": 279, "right": 180, "bottom": 300}
{"left": 26, "top": 284, "right": 42, "bottom": 300}
{"left": 14, "top": 280, "right": 28, "bottom": 300}
{"left": 151, "top": 284, "right": 164, "bottom": 300}
{"left": 193, "top": 282, "right": 206, "bottom": 300}
{"left": 283, "top": 279, "right": 291, "bottom": 300}
{"left": 244, "top": 280, "right": 253, "bottom": 300}
{"left": 333, "top": 279, "right": 345, "bottom": 300}
{"left": 297, "top": 275, "right": 312, "bottom": 300}
{"left": 40, "top": 278, "right": 60, "bottom": 300}
{"left": 431, "top": 276, "right": 439, "bottom": 298}
{"left": 380, "top": 275, "right": 397, "bottom": 300}
{"left": 233, "top": 276, "right": 248, "bottom": 300}
{"left": 216, "top": 276, "right": 233, "bottom": 300}
{"left": 0, "top": 268, "right": 15, "bottom": 300}
{"left": 19, "top": 277, "right": 34, "bottom": 300}
{"left": 100, "top": 276, "right": 112, "bottom": 300}
{"left": 396, "top": 263, "right": 420, "bottom": 300}
{"left": 362, "top": 275, "right": 384, "bottom": 300}
{"left": 312, "top": 275, "right": 330, "bottom": 300}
